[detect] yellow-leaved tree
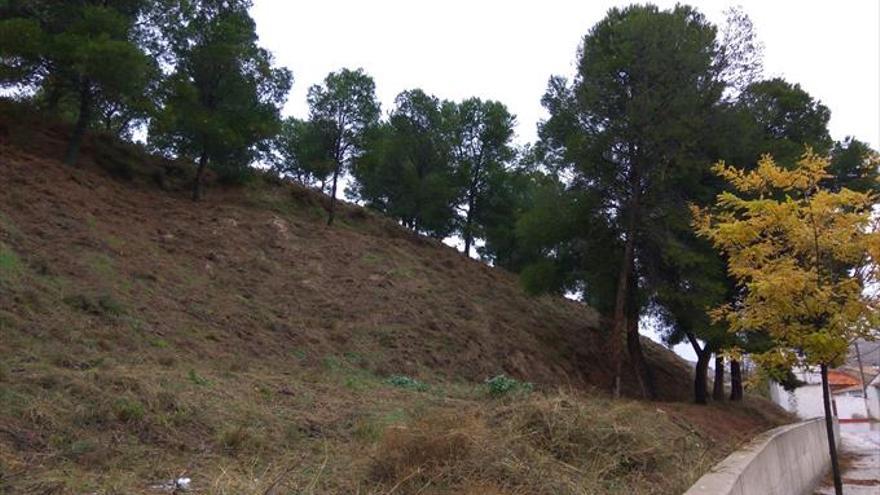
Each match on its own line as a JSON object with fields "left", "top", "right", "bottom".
{"left": 692, "top": 149, "right": 880, "bottom": 495}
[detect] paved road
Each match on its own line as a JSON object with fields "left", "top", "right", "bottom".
{"left": 816, "top": 422, "right": 880, "bottom": 495}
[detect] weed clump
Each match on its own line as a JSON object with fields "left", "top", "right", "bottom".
{"left": 113, "top": 398, "right": 145, "bottom": 423}
{"left": 62, "top": 293, "right": 125, "bottom": 317}
{"left": 386, "top": 375, "right": 429, "bottom": 392}
{"left": 485, "top": 374, "right": 533, "bottom": 397}
{"left": 187, "top": 369, "right": 210, "bottom": 386}
{"left": 218, "top": 425, "right": 261, "bottom": 454}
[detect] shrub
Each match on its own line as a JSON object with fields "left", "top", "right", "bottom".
{"left": 215, "top": 162, "right": 257, "bottom": 186}
{"left": 95, "top": 145, "right": 135, "bottom": 180}
{"left": 485, "top": 374, "right": 533, "bottom": 397}
{"left": 386, "top": 375, "right": 429, "bottom": 392}
{"left": 113, "top": 398, "right": 145, "bottom": 423}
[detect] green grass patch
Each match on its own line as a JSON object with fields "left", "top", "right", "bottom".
{"left": 187, "top": 369, "right": 210, "bottom": 386}
{"left": 112, "top": 398, "right": 145, "bottom": 423}
{"left": 485, "top": 374, "right": 533, "bottom": 398}
{"left": 148, "top": 337, "right": 169, "bottom": 349}
{"left": 85, "top": 252, "right": 115, "bottom": 279}
{"left": 0, "top": 242, "right": 23, "bottom": 283}
{"left": 353, "top": 408, "right": 408, "bottom": 442}
{"left": 361, "top": 253, "right": 383, "bottom": 264}
{"left": 386, "top": 375, "right": 429, "bottom": 392}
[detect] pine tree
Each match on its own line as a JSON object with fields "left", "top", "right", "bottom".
{"left": 0, "top": 0, "right": 154, "bottom": 164}
{"left": 148, "top": 0, "right": 291, "bottom": 200}
{"left": 443, "top": 98, "right": 516, "bottom": 257}
{"left": 305, "top": 68, "right": 380, "bottom": 225}
{"left": 351, "top": 89, "right": 458, "bottom": 238}
{"left": 535, "top": 5, "right": 734, "bottom": 398}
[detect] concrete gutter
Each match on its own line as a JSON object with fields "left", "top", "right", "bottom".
{"left": 684, "top": 417, "right": 840, "bottom": 495}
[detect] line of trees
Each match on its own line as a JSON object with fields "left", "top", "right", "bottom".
{"left": 2, "top": 2, "right": 877, "bottom": 407}
{"left": 513, "top": 4, "right": 878, "bottom": 403}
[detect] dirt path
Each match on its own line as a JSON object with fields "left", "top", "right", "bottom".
{"left": 816, "top": 422, "right": 880, "bottom": 494}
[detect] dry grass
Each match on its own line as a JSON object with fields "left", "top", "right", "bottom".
{"left": 0, "top": 100, "right": 789, "bottom": 494}
{"left": 361, "top": 391, "right": 737, "bottom": 495}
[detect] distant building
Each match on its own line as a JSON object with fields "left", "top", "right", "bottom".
{"left": 868, "top": 373, "right": 880, "bottom": 420}
{"left": 769, "top": 367, "right": 878, "bottom": 421}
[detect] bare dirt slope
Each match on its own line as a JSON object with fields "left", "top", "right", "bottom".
{"left": 0, "top": 103, "right": 789, "bottom": 494}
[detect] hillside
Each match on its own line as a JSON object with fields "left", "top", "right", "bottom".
{"left": 0, "top": 103, "right": 789, "bottom": 494}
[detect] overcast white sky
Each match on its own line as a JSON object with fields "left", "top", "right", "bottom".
{"left": 251, "top": 0, "right": 880, "bottom": 360}
{"left": 253, "top": 0, "right": 879, "bottom": 150}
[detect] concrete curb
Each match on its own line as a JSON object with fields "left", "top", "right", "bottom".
{"left": 684, "top": 417, "right": 839, "bottom": 495}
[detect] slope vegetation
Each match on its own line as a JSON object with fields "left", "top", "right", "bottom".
{"left": 0, "top": 102, "right": 788, "bottom": 494}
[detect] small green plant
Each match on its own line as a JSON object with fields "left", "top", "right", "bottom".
{"left": 112, "top": 398, "right": 145, "bottom": 423}
{"left": 386, "top": 375, "right": 429, "bottom": 392}
{"left": 187, "top": 369, "right": 210, "bottom": 386}
{"left": 0, "top": 243, "right": 22, "bottom": 284}
{"left": 62, "top": 293, "right": 125, "bottom": 317}
{"left": 64, "top": 439, "right": 98, "bottom": 460}
{"left": 148, "top": 337, "right": 169, "bottom": 349}
{"left": 361, "top": 253, "right": 383, "bottom": 264}
{"left": 485, "top": 374, "right": 533, "bottom": 397}
{"left": 86, "top": 253, "right": 116, "bottom": 278}
{"left": 322, "top": 355, "right": 342, "bottom": 371}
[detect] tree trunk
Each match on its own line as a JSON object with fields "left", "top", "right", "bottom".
{"left": 46, "top": 77, "right": 62, "bottom": 114}
{"left": 64, "top": 79, "right": 92, "bottom": 166}
{"left": 610, "top": 234, "right": 635, "bottom": 398}
{"left": 821, "top": 364, "right": 843, "bottom": 495}
{"left": 729, "top": 358, "right": 743, "bottom": 401}
{"left": 713, "top": 354, "right": 725, "bottom": 401}
{"left": 463, "top": 193, "right": 475, "bottom": 257}
{"left": 626, "top": 270, "right": 656, "bottom": 400}
{"left": 694, "top": 349, "right": 710, "bottom": 405}
{"left": 610, "top": 186, "right": 640, "bottom": 398}
{"left": 192, "top": 151, "right": 208, "bottom": 201}
{"left": 327, "top": 164, "right": 340, "bottom": 226}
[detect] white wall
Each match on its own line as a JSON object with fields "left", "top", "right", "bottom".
{"left": 833, "top": 394, "right": 868, "bottom": 420}
{"left": 867, "top": 385, "right": 880, "bottom": 420}
{"left": 769, "top": 369, "right": 871, "bottom": 420}
{"left": 685, "top": 418, "right": 839, "bottom": 495}
{"left": 769, "top": 382, "right": 826, "bottom": 419}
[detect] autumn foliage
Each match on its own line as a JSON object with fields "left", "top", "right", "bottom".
{"left": 692, "top": 149, "right": 879, "bottom": 372}
{"left": 693, "top": 149, "right": 880, "bottom": 494}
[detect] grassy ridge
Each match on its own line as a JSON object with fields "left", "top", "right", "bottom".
{"left": 0, "top": 102, "right": 789, "bottom": 493}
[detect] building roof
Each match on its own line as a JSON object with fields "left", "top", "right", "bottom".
{"left": 828, "top": 369, "right": 861, "bottom": 388}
